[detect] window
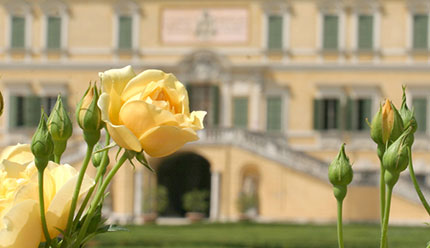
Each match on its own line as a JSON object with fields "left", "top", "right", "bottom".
{"left": 188, "top": 85, "right": 219, "bottom": 127}
{"left": 412, "top": 97, "right": 427, "bottom": 133}
{"left": 323, "top": 15, "right": 338, "bottom": 50}
{"left": 313, "top": 98, "right": 340, "bottom": 130}
{"left": 233, "top": 97, "right": 248, "bottom": 129}
{"left": 47, "top": 16, "right": 61, "bottom": 50}
{"left": 413, "top": 14, "right": 428, "bottom": 49}
{"left": 118, "top": 16, "right": 132, "bottom": 50}
{"left": 11, "top": 16, "right": 25, "bottom": 49}
{"left": 267, "top": 15, "right": 283, "bottom": 50}
{"left": 8, "top": 94, "right": 67, "bottom": 129}
{"left": 266, "top": 96, "right": 282, "bottom": 132}
{"left": 346, "top": 98, "right": 372, "bottom": 131}
{"left": 9, "top": 95, "right": 41, "bottom": 128}
{"left": 358, "top": 15, "right": 373, "bottom": 50}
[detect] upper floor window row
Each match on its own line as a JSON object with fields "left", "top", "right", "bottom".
{"left": 9, "top": 14, "right": 63, "bottom": 51}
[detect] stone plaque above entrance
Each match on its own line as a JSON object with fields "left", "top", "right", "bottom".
{"left": 161, "top": 7, "right": 249, "bottom": 44}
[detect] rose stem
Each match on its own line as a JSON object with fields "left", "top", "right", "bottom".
{"left": 74, "top": 152, "right": 128, "bottom": 247}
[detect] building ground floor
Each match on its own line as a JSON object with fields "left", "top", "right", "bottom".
{"left": 106, "top": 128, "right": 429, "bottom": 225}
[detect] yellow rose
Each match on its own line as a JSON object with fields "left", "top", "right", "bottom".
{"left": 98, "top": 66, "right": 206, "bottom": 157}
{"left": 0, "top": 144, "right": 93, "bottom": 248}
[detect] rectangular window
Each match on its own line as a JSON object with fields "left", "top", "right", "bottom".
{"left": 118, "top": 16, "right": 132, "bottom": 50}
{"left": 323, "top": 15, "right": 338, "bottom": 50}
{"left": 42, "top": 96, "right": 58, "bottom": 116}
{"left": 413, "top": 14, "right": 428, "bottom": 49}
{"left": 47, "top": 16, "right": 61, "bottom": 50}
{"left": 413, "top": 97, "right": 427, "bottom": 132}
{"left": 314, "top": 98, "right": 340, "bottom": 130}
{"left": 358, "top": 15, "right": 373, "bottom": 50}
{"left": 11, "top": 16, "right": 25, "bottom": 49}
{"left": 346, "top": 98, "right": 372, "bottom": 131}
{"left": 266, "top": 96, "right": 282, "bottom": 132}
{"left": 267, "top": 15, "right": 283, "bottom": 50}
{"left": 233, "top": 97, "right": 248, "bottom": 129}
{"left": 9, "top": 95, "right": 41, "bottom": 128}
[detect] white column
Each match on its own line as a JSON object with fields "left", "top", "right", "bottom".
{"left": 221, "top": 83, "right": 232, "bottom": 127}
{"left": 249, "top": 81, "right": 261, "bottom": 131}
{"left": 210, "top": 171, "right": 221, "bottom": 220}
{"left": 282, "top": 12, "right": 290, "bottom": 62}
{"left": 133, "top": 170, "right": 143, "bottom": 222}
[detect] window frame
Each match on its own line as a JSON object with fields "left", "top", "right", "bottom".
{"left": 261, "top": 1, "right": 289, "bottom": 57}
{"left": 113, "top": 0, "right": 140, "bottom": 56}
{"left": 314, "top": 87, "right": 345, "bottom": 132}
{"left": 406, "top": 87, "right": 430, "bottom": 135}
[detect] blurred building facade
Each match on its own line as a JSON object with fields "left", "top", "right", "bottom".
{"left": 0, "top": 0, "right": 430, "bottom": 223}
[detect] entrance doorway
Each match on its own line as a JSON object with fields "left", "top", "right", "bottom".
{"left": 157, "top": 152, "right": 211, "bottom": 217}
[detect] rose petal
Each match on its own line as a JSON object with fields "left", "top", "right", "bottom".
{"left": 106, "top": 122, "right": 142, "bottom": 152}
{"left": 1, "top": 160, "right": 26, "bottom": 178}
{"left": 45, "top": 173, "right": 94, "bottom": 239}
{"left": 139, "top": 126, "right": 199, "bottom": 157}
{"left": 189, "top": 111, "right": 207, "bottom": 130}
{"left": 121, "top": 69, "right": 166, "bottom": 101}
{"left": 119, "top": 100, "right": 178, "bottom": 138}
{"left": 99, "top": 65, "right": 136, "bottom": 95}
{"left": 0, "top": 144, "right": 33, "bottom": 165}
{"left": 0, "top": 200, "right": 41, "bottom": 248}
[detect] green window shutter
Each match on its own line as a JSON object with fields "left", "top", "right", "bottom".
{"left": 24, "top": 95, "right": 42, "bottom": 127}
{"left": 11, "top": 16, "right": 25, "bottom": 49}
{"left": 211, "top": 85, "right": 220, "bottom": 127}
{"left": 8, "top": 95, "right": 23, "bottom": 128}
{"left": 186, "top": 84, "right": 193, "bottom": 110}
{"left": 268, "top": 15, "right": 283, "bottom": 50}
{"left": 358, "top": 15, "right": 373, "bottom": 50}
{"left": 118, "top": 16, "right": 132, "bottom": 50}
{"left": 323, "top": 15, "right": 338, "bottom": 50}
{"left": 361, "top": 98, "right": 372, "bottom": 130}
{"left": 334, "top": 99, "right": 340, "bottom": 130}
{"left": 413, "top": 14, "right": 428, "bottom": 49}
{"left": 413, "top": 98, "right": 427, "bottom": 132}
{"left": 233, "top": 97, "right": 248, "bottom": 129}
{"left": 313, "top": 99, "right": 323, "bottom": 130}
{"left": 345, "top": 98, "right": 354, "bottom": 131}
{"left": 266, "top": 96, "right": 282, "bottom": 132}
{"left": 47, "top": 16, "right": 61, "bottom": 49}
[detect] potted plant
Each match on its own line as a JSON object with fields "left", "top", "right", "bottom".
{"left": 142, "top": 185, "right": 168, "bottom": 224}
{"left": 183, "top": 189, "right": 209, "bottom": 222}
{"left": 236, "top": 191, "right": 258, "bottom": 221}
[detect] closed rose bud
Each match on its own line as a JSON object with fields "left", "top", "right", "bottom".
{"left": 31, "top": 111, "right": 54, "bottom": 171}
{"left": 370, "top": 104, "right": 384, "bottom": 146}
{"left": 328, "top": 144, "right": 353, "bottom": 201}
{"left": 399, "top": 86, "right": 416, "bottom": 149}
{"left": 382, "top": 127, "right": 413, "bottom": 187}
{"left": 382, "top": 100, "right": 404, "bottom": 146}
{"left": 76, "top": 83, "right": 103, "bottom": 145}
{"left": 48, "top": 95, "right": 73, "bottom": 159}
{"left": 92, "top": 143, "right": 109, "bottom": 169}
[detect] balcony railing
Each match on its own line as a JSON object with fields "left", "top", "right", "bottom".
{"left": 195, "top": 128, "right": 430, "bottom": 204}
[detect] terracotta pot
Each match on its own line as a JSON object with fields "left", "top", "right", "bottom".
{"left": 186, "top": 212, "right": 204, "bottom": 223}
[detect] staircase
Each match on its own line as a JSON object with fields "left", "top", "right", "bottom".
{"left": 196, "top": 128, "right": 430, "bottom": 204}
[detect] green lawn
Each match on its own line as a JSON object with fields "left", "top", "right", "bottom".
{"left": 88, "top": 222, "right": 430, "bottom": 248}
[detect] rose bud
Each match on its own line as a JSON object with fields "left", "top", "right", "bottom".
{"left": 47, "top": 95, "right": 73, "bottom": 160}
{"left": 31, "top": 110, "right": 54, "bottom": 171}
{"left": 328, "top": 143, "right": 353, "bottom": 201}
{"left": 76, "top": 83, "right": 103, "bottom": 146}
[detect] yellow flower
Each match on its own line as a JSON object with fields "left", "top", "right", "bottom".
{"left": 98, "top": 66, "right": 206, "bottom": 157}
{"left": 0, "top": 144, "right": 93, "bottom": 248}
